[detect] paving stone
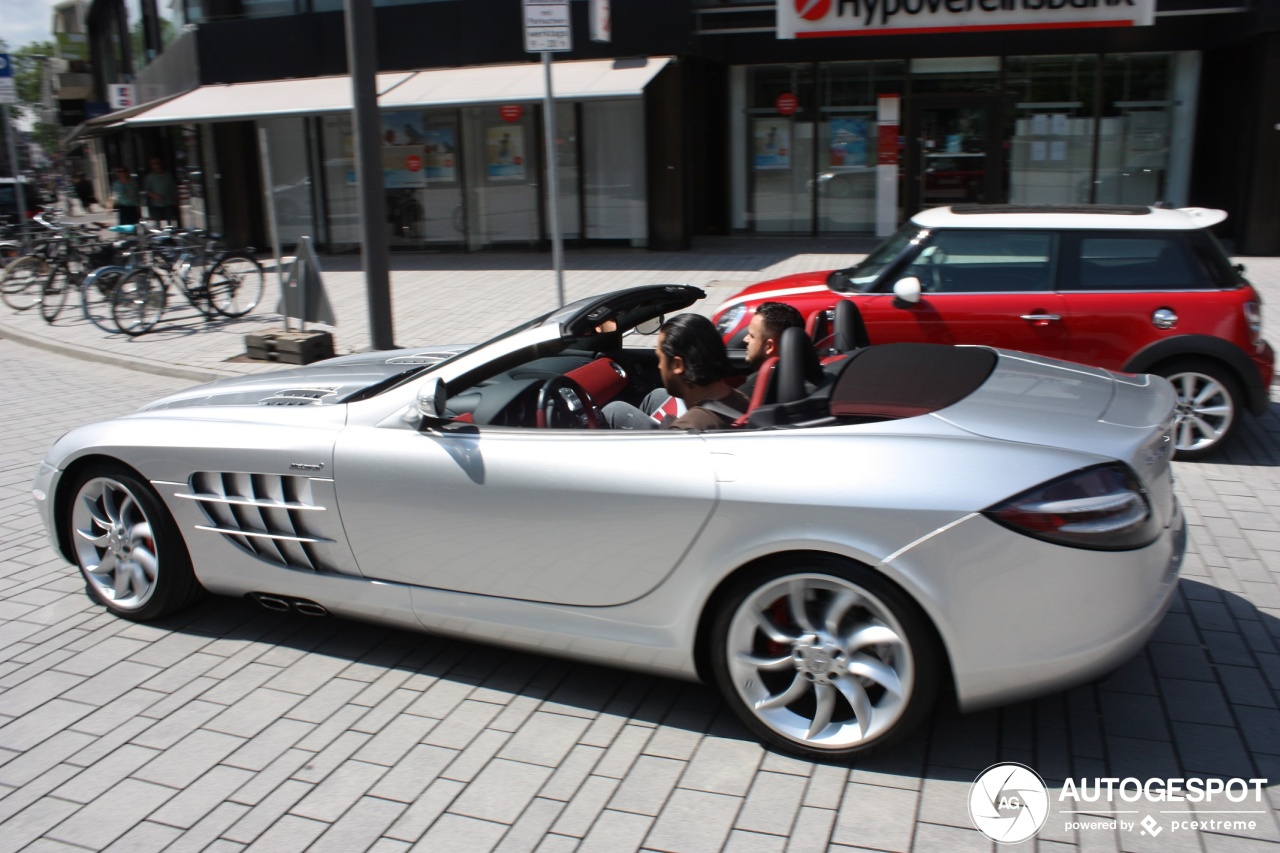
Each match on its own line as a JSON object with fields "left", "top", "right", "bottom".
{"left": 784, "top": 806, "right": 836, "bottom": 852}
{"left": 410, "top": 812, "right": 507, "bottom": 853}
{"left": 722, "top": 829, "right": 787, "bottom": 853}
{"left": 162, "top": 801, "right": 250, "bottom": 853}
{"left": 0, "top": 730, "right": 95, "bottom": 788}
{"left": 493, "top": 797, "right": 565, "bottom": 853}
{"left": 450, "top": 758, "right": 553, "bottom": 825}
{"left": 550, "top": 775, "right": 620, "bottom": 838}
{"left": 46, "top": 777, "right": 177, "bottom": 849}
{"left": 307, "top": 795, "right": 407, "bottom": 853}
{"left": 643, "top": 788, "right": 740, "bottom": 853}
{"left": 223, "top": 778, "right": 313, "bottom": 844}
{"left": 223, "top": 718, "right": 315, "bottom": 772}
{"left": 134, "top": 729, "right": 245, "bottom": 788}
{"left": 539, "top": 744, "right": 605, "bottom": 802}
{"left": 291, "top": 759, "right": 388, "bottom": 822}
{"left": 100, "top": 819, "right": 184, "bottom": 852}
{"left": 205, "top": 687, "right": 305, "bottom": 738}
{"left": 241, "top": 813, "right": 328, "bottom": 853}
{"left": 293, "top": 729, "right": 373, "bottom": 784}
{"left": 52, "top": 743, "right": 160, "bottom": 803}
{"left": 0, "top": 793, "right": 81, "bottom": 851}
{"left": 423, "top": 698, "right": 503, "bottom": 749}
{"left": 351, "top": 688, "right": 421, "bottom": 735}
{"left": 439, "top": 728, "right": 511, "bottom": 785}
{"left": 385, "top": 777, "right": 467, "bottom": 843}
{"left": 678, "top": 735, "right": 765, "bottom": 797}
{"left": 734, "top": 770, "right": 807, "bottom": 836}
{"left": 131, "top": 699, "right": 224, "bottom": 749}
{"left": 830, "top": 781, "right": 918, "bottom": 852}
{"left": 577, "top": 809, "right": 652, "bottom": 853}
{"left": 590, "top": 723, "right": 653, "bottom": 780}
{"left": 368, "top": 743, "right": 458, "bottom": 803}
{"left": 148, "top": 765, "right": 255, "bottom": 829}
{"left": 499, "top": 711, "right": 592, "bottom": 768}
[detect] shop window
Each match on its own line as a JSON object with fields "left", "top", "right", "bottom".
{"left": 746, "top": 65, "right": 814, "bottom": 234}
{"left": 321, "top": 115, "right": 360, "bottom": 252}
{"left": 1095, "top": 53, "right": 1174, "bottom": 205}
{"left": 583, "top": 100, "right": 645, "bottom": 243}
{"left": 817, "top": 61, "right": 903, "bottom": 235}
{"left": 258, "top": 117, "right": 314, "bottom": 247}
{"left": 1006, "top": 55, "right": 1098, "bottom": 205}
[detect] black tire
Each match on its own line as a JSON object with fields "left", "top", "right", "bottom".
{"left": 2, "top": 255, "right": 49, "bottom": 311}
{"left": 63, "top": 463, "right": 202, "bottom": 621}
{"left": 1154, "top": 357, "right": 1243, "bottom": 460}
{"left": 81, "top": 266, "right": 128, "bottom": 332}
{"left": 111, "top": 268, "right": 166, "bottom": 336}
{"left": 709, "top": 555, "right": 940, "bottom": 759}
{"left": 205, "top": 255, "right": 264, "bottom": 318}
{"left": 40, "top": 266, "right": 70, "bottom": 323}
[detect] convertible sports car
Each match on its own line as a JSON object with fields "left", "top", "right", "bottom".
{"left": 33, "top": 284, "right": 1185, "bottom": 758}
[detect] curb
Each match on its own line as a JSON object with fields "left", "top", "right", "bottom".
{"left": 0, "top": 320, "right": 239, "bottom": 384}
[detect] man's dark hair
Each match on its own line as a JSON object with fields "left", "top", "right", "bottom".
{"left": 659, "top": 313, "right": 732, "bottom": 387}
{"left": 755, "top": 301, "right": 806, "bottom": 341}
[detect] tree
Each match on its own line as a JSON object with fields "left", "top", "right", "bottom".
{"left": 0, "top": 39, "right": 60, "bottom": 172}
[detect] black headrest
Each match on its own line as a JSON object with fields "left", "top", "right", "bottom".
{"left": 833, "top": 299, "right": 871, "bottom": 352}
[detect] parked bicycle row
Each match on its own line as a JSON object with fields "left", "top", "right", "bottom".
{"left": 0, "top": 209, "right": 265, "bottom": 336}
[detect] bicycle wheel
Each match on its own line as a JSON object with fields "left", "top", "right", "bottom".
{"left": 81, "top": 266, "right": 128, "bottom": 332}
{"left": 111, "top": 269, "right": 167, "bottom": 336}
{"left": 40, "top": 266, "right": 70, "bottom": 323}
{"left": 205, "top": 255, "right": 264, "bottom": 318}
{"left": 1, "top": 255, "right": 50, "bottom": 311}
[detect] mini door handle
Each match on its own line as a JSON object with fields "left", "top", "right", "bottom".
{"left": 1020, "top": 313, "right": 1061, "bottom": 322}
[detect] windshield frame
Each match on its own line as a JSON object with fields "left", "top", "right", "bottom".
{"left": 829, "top": 223, "right": 929, "bottom": 293}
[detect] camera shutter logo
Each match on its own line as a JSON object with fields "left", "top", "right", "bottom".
{"left": 969, "top": 763, "right": 1050, "bottom": 843}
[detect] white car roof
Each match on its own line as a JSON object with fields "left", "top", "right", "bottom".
{"left": 910, "top": 205, "right": 1228, "bottom": 230}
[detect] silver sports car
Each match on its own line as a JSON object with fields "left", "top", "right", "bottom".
{"left": 33, "top": 284, "right": 1185, "bottom": 758}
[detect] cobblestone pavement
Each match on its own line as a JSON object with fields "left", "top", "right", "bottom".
{"left": 1, "top": 241, "right": 1278, "bottom": 852}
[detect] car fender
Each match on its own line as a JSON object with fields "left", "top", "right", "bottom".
{"left": 1121, "top": 335, "right": 1270, "bottom": 416}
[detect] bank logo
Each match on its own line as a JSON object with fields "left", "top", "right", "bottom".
{"left": 970, "top": 763, "right": 1051, "bottom": 844}
{"left": 1140, "top": 815, "right": 1163, "bottom": 837}
{"left": 794, "top": 0, "right": 831, "bottom": 22}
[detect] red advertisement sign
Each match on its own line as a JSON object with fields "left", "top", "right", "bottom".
{"left": 878, "top": 124, "right": 899, "bottom": 165}
{"left": 775, "top": 93, "right": 798, "bottom": 116}
{"left": 499, "top": 104, "right": 524, "bottom": 123}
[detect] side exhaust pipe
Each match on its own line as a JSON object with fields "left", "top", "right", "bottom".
{"left": 249, "top": 593, "right": 329, "bottom": 617}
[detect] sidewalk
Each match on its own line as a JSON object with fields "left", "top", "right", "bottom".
{"left": 2, "top": 237, "right": 1278, "bottom": 385}
{"left": 0, "top": 237, "right": 883, "bottom": 383}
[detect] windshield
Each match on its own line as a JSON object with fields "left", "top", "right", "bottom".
{"left": 829, "top": 223, "right": 927, "bottom": 293}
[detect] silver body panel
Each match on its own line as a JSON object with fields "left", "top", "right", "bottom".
{"left": 34, "top": 301, "right": 1184, "bottom": 710}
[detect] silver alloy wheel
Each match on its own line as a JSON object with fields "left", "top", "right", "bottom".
{"left": 70, "top": 476, "right": 160, "bottom": 611}
{"left": 1168, "top": 369, "right": 1234, "bottom": 454}
{"left": 725, "top": 573, "right": 914, "bottom": 750}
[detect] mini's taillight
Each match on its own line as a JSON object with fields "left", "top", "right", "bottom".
{"left": 984, "top": 464, "right": 1159, "bottom": 551}
{"left": 1244, "top": 301, "right": 1262, "bottom": 348}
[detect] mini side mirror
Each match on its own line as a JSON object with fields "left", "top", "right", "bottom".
{"left": 416, "top": 377, "right": 448, "bottom": 420}
{"left": 633, "top": 315, "right": 663, "bottom": 336}
{"left": 893, "top": 276, "right": 923, "bottom": 304}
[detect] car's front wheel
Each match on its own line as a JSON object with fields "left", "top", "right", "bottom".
{"left": 710, "top": 556, "right": 939, "bottom": 758}
{"left": 65, "top": 464, "right": 202, "bottom": 621}
{"left": 1155, "top": 358, "right": 1242, "bottom": 460}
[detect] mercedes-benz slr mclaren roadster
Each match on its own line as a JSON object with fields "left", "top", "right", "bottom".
{"left": 34, "top": 284, "right": 1185, "bottom": 757}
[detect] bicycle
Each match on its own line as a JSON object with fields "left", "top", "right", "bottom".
{"left": 110, "top": 232, "right": 264, "bottom": 335}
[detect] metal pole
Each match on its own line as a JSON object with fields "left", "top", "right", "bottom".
{"left": 344, "top": 0, "right": 395, "bottom": 350}
{"left": 3, "top": 102, "right": 29, "bottom": 246}
{"left": 542, "top": 51, "right": 565, "bottom": 308}
{"left": 257, "top": 127, "right": 289, "bottom": 333}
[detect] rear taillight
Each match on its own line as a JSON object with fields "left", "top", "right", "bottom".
{"left": 1244, "top": 301, "right": 1262, "bottom": 348}
{"left": 984, "top": 464, "right": 1159, "bottom": 551}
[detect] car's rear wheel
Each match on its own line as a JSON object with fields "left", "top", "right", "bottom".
{"left": 1155, "top": 358, "right": 1242, "bottom": 460}
{"left": 710, "top": 556, "right": 939, "bottom": 758}
{"left": 65, "top": 464, "right": 202, "bottom": 621}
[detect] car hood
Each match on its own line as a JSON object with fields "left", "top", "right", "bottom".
{"left": 138, "top": 345, "right": 469, "bottom": 410}
{"left": 715, "top": 271, "right": 832, "bottom": 312}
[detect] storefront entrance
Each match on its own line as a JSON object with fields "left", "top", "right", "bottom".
{"left": 906, "top": 95, "right": 1002, "bottom": 213}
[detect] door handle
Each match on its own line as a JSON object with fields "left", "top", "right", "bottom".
{"left": 1020, "top": 313, "right": 1061, "bottom": 322}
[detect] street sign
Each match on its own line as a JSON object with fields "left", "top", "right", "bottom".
{"left": 523, "top": 0, "right": 572, "bottom": 53}
{"left": 108, "top": 84, "right": 136, "bottom": 109}
{"left": 0, "top": 54, "right": 16, "bottom": 105}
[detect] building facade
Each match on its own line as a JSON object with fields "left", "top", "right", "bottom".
{"left": 73, "top": 0, "right": 1280, "bottom": 254}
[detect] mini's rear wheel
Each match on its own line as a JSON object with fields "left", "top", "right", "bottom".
{"left": 1155, "top": 358, "right": 1242, "bottom": 459}
{"left": 65, "top": 464, "right": 202, "bottom": 620}
{"left": 710, "top": 556, "right": 939, "bottom": 758}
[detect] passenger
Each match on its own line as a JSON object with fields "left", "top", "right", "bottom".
{"left": 602, "top": 313, "right": 748, "bottom": 430}
{"left": 740, "top": 300, "right": 809, "bottom": 396}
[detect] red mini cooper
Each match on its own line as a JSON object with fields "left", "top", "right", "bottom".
{"left": 713, "top": 204, "right": 1274, "bottom": 458}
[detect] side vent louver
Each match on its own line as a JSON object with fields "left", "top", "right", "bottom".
{"left": 259, "top": 388, "right": 338, "bottom": 406}
{"left": 179, "top": 472, "right": 335, "bottom": 571}
{"left": 386, "top": 353, "right": 450, "bottom": 365}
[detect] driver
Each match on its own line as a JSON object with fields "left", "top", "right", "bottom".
{"left": 602, "top": 313, "right": 748, "bottom": 430}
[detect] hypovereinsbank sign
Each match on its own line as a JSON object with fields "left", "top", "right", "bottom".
{"left": 778, "top": 0, "right": 1155, "bottom": 39}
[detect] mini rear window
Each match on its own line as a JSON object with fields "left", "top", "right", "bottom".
{"left": 1063, "top": 233, "right": 1211, "bottom": 291}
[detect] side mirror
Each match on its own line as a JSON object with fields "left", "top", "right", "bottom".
{"left": 633, "top": 315, "right": 663, "bottom": 336}
{"left": 893, "top": 276, "right": 923, "bottom": 304}
{"left": 416, "top": 377, "right": 448, "bottom": 420}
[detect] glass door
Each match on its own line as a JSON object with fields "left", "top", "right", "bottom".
{"left": 461, "top": 105, "right": 542, "bottom": 250}
{"left": 907, "top": 95, "right": 1002, "bottom": 213}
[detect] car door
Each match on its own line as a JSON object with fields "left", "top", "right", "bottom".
{"left": 1055, "top": 231, "right": 1226, "bottom": 371}
{"left": 333, "top": 425, "right": 718, "bottom": 607}
{"left": 860, "top": 228, "right": 1069, "bottom": 359}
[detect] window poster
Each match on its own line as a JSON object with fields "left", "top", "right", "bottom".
{"left": 486, "top": 126, "right": 526, "bottom": 180}
{"left": 422, "top": 127, "right": 457, "bottom": 182}
{"left": 381, "top": 111, "right": 428, "bottom": 188}
{"left": 753, "top": 119, "right": 792, "bottom": 170}
{"left": 828, "top": 117, "right": 868, "bottom": 167}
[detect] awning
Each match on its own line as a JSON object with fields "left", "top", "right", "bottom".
{"left": 127, "top": 72, "right": 414, "bottom": 126}
{"left": 379, "top": 57, "right": 671, "bottom": 109}
{"left": 123, "top": 57, "right": 672, "bottom": 127}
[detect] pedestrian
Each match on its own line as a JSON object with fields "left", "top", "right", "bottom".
{"left": 73, "top": 172, "right": 98, "bottom": 215}
{"left": 143, "top": 157, "right": 177, "bottom": 225}
{"left": 110, "top": 167, "right": 142, "bottom": 226}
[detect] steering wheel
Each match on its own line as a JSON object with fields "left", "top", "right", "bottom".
{"left": 536, "top": 376, "right": 600, "bottom": 429}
